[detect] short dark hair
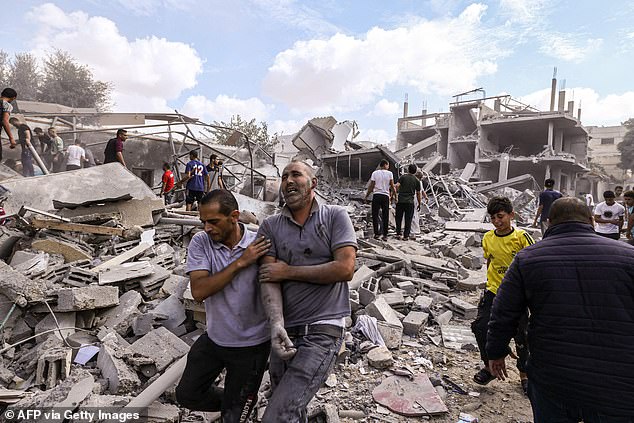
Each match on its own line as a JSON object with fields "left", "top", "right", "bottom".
{"left": 189, "top": 150, "right": 198, "bottom": 158}
{"left": 615, "top": 185, "right": 623, "bottom": 190}
{"left": 487, "top": 196, "right": 513, "bottom": 215}
{"left": 210, "top": 154, "right": 218, "bottom": 161}
{"left": 116, "top": 129, "right": 127, "bottom": 137}
{"left": 200, "top": 189, "right": 238, "bottom": 215}
{"left": 163, "top": 162, "right": 171, "bottom": 170}
{"left": 603, "top": 190, "right": 615, "bottom": 199}
{"left": 8, "top": 117, "right": 19, "bottom": 125}
{"left": 75, "top": 138, "right": 82, "bottom": 145}
{"left": 549, "top": 197, "right": 592, "bottom": 225}
{"left": 34, "top": 127, "right": 43, "bottom": 134}
{"left": 544, "top": 178, "right": 555, "bottom": 188}
{"left": 407, "top": 164, "right": 417, "bottom": 174}
{"left": 379, "top": 159, "right": 389, "bottom": 168}
{"left": 623, "top": 190, "right": 634, "bottom": 199}
{"left": 1, "top": 88, "right": 17, "bottom": 98}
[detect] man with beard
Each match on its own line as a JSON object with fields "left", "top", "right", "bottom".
{"left": 257, "top": 161, "right": 357, "bottom": 423}
{"left": 176, "top": 189, "right": 271, "bottom": 422}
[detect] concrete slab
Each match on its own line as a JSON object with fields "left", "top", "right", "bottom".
{"left": 0, "top": 261, "right": 47, "bottom": 306}
{"left": 127, "top": 327, "right": 189, "bottom": 371}
{"left": 365, "top": 296, "right": 401, "bottom": 327}
{"left": 99, "top": 290, "right": 143, "bottom": 336}
{"left": 367, "top": 346, "right": 393, "bottom": 369}
{"left": 1, "top": 163, "right": 158, "bottom": 215}
{"left": 98, "top": 261, "right": 154, "bottom": 285}
{"left": 35, "top": 312, "right": 76, "bottom": 341}
{"left": 403, "top": 311, "right": 429, "bottom": 336}
{"left": 56, "top": 286, "right": 120, "bottom": 311}
{"left": 372, "top": 375, "right": 448, "bottom": 416}
{"left": 151, "top": 294, "right": 186, "bottom": 331}
{"left": 31, "top": 238, "right": 92, "bottom": 263}
{"left": 97, "top": 342, "right": 141, "bottom": 394}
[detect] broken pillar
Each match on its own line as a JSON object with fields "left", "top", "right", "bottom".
{"left": 36, "top": 347, "right": 72, "bottom": 389}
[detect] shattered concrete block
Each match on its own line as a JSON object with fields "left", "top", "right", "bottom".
{"left": 435, "top": 310, "right": 453, "bottom": 327}
{"left": 12, "top": 252, "right": 49, "bottom": 277}
{"left": 383, "top": 290, "right": 405, "bottom": 307}
{"left": 460, "top": 254, "right": 482, "bottom": 270}
{"left": 358, "top": 277, "right": 379, "bottom": 306}
{"left": 446, "top": 245, "right": 470, "bottom": 259}
{"left": 377, "top": 321, "right": 402, "bottom": 349}
{"left": 97, "top": 343, "right": 141, "bottom": 394}
{"left": 99, "top": 290, "right": 143, "bottom": 336}
{"left": 365, "top": 296, "right": 401, "bottom": 327}
{"left": 455, "top": 277, "right": 485, "bottom": 291}
{"left": 56, "top": 286, "right": 119, "bottom": 312}
{"left": 438, "top": 205, "right": 454, "bottom": 219}
{"left": 449, "top": 298, "right": 478, "bottom": 320}
{"left": 151, "top": 294, "right": 186, "bottom": 331}
{"left": 147, "top": 401, "right": 181, "bottom": 423}
{"left": 349, "top": 265, "right": 375, "bottom": 290}
{"left": 36, "top": 347, "right": 72, "bottom": 389}
{"left": 132, "top": 314, "right": 157, "bottom": 337}
{"left": 31, "top": 238, "right": 92, "bottom": 263}
{"left": 127, "top": 327, "right": 189, "bottom": 371}
{"left": 9, "top": 250, "right": 40, "bottom": 267}
{"left": 0, "top": 261, "right": 47, "bottom": 306}
{"left": 396, "top": 281, "right": 416, "bottom": 296}
{"left": 413, "top": 295, "right": 433, "bottom": 312}
{"left": 367, "top": 345, "right": 393, "bottom": 369}
{"left": 63, "top": 266, "right": 98, "bottom": 287}
{"left": 159, "top": 274, "right": 188, "bottom": 299}
{"left": 35, "top": 312, "right": 76, "bottom": 341}
{"left": 9, "top": 318, "right": 33, "bottom": 344}
{"left": 403, "top": 311, "right": 429, "bottom": 336}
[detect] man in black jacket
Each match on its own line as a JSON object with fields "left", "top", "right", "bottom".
{"left": 487, "top": 197, "right": 634, "bottom": 422}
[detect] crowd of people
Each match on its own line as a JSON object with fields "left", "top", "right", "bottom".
{"left": 2, "top": 86, "right": 634, "bottom": 422}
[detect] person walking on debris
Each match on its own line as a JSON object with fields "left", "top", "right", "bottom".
{"left": 159, "top": 162, "right": 175, "bottom": 204}
{"left": 65, "top": 139, "right": 86, "bottom": 171}
{"left": 9, "top": 117, "right": 35, "bottom": 177}
{"left": 176, "top": 190, "right": 272, "bottom": 422}
{"left": 624, "top": 190, "right": 634, "bottom": 246}
{"left": 487, "top": 197, "right": 634, "bottom": 422}
{"left": 365, "top": 159, "right": 396, "bottom": 241}
{"left": 394, "top": 164, "right": 423, "bottom": 241}
{"left": 34, "top": 128, "right": 52, "bottom": 166}
{"left": 180, "top": 150, "right": 209, "bottom": 211}
{"left": 471, "top": 196, "right": 534, "bottom": 394}
{"left": 593, "top": 190, "right": 625, "bottom": 240}
{"left": 532, "top": 178, "right": 562, "bottom": 235}
{"left": 1, "top": 88, "right": 17, "bottom": 159}
{"left": 48, "top": 127, "right": 65, "bottom": 172}
{"left": 80, "top": 142, "right": 95, "bottom": 167}
{"left": 257, "top": 161, "right": 357, "bottom": 423}
{"left": 103, "top": 128, "right": 128, "bottom": 168}
{"left": 410, "top": 170, "right": 428, "bottom": 237}
{"left": 207, "top": 154, "right": 225, "bottom": 190}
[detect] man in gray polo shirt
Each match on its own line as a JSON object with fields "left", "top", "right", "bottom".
{"left": 176, "top": 190, "right": 271, "bottom": 422}
{"left": 258, "top": 161, "right": 357, "bottom": 423}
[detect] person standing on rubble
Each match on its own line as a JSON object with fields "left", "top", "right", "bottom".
{"left": 80, "top": 142, "right": 96, "bottom": 167}
{"left": 176, "top": 189, "right": 272, "bottom": 422}
{"left": 257, "top": 160, "right": 357, "bottom": 423}
{"left": 471, "top": 196, "right": 534, "bottom": 394}
{"left": 159, "top": 162, "right": 175, "bottom": 204}
{"left": 48, "top": 127, "right": 65, "bottom": 172}
{"left": 593, "top": 190, "right": 625, "bottom": 240}
{"left": 65, "top": 138, "right": 86, "bottom": 171}
{"left": 207, "top": 154, "right": 225, "bottom": 190}
{"left": 532, "top": 178, "right": 562, "bottom": 235}
{"left": 9, "top": 116, "right": 35, "bottom": 177}
{"left": 410, "top": 170, "right": 428, "bottom": 237}
{"left": 0, "top": 88, "right": 18, "bottom": 159}
{"left": 394, "top": 164, "right": 423, "bottom": 241}
{"left": 180, "top": 150, "right": 210, "bottom": 211}
{"left": 103, "top": 128, "right": 127, "bottom": 168}
{"left": 487, "top": 197, "right": 634, "bottom": 422}
{"left": 365, "top": 159, "right": 396, "bottom": 241}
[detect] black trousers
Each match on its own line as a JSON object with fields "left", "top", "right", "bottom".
{"left": 395, "top": 202, "right": 415, "bottom": 238}
{"left": 371, "top": 194, "right": 390, "bottom": 237}
{"left": 471, "top": 289, "right": 529, "bottom": 372}
{"left": 176, "top": 333, "right": 270, "bottom": 422}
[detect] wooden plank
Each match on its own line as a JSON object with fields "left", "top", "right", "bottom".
{"left": 31, "top": 218, "right": 124, "bottom": 236}
{"left": 92, "top": 242, "right": 152, "bottom": 272}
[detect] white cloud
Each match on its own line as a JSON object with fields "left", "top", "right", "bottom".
{"left": 371, "top": 99, "right": 400, "bottom": 117}
{"left": 26, "top": 3, "right": 203, "bottom": 112}
{"left": 538, "top": 34, "right": 603, "bottom": 63}
{"left": 517, "top": 87, "right": 634, "bottom": 126}
{"left": 114, "top": 0, "right": 196, "bottom": 16}
{"left": 263, "top": 3, "right": 503, "bottom": 114}
{"left": 627, "top": 31, "right": 634, "bottom": 39}
{"left": 181, "top": 94, "right": 272, "bottom": 123}
{"left": 249, "top": 0, "right": 340, "bottom": 35}
{"left": 358, "top": 128, "right": 393, "bottom": 144}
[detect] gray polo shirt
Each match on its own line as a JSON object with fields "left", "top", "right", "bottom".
{"left": 257, "top": 200, "right": 357, "bottom": 327}
{"left": 186, "top": 226, "right": 269, "bottom": 347}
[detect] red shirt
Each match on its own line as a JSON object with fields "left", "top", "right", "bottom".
{"left": 162, "top": 170, "right": 175, "bottom": 193}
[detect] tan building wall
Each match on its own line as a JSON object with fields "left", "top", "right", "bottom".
{"left": 586, "top": 125, "right": 627, "bottom": 181}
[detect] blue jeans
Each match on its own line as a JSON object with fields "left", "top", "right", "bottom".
{"left": 262, "top": 332, "right": 343, "bottom": 423}
{"left": 528, "top": 382, "right": 634, "bottom": 423}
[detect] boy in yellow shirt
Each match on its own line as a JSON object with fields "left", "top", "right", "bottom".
{"left": 471, "top": 197, "right": 534, "bottom": 393}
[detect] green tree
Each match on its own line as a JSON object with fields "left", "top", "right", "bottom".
{"left": 7, "top": 52, "right": 40, "bottom": 101}
{"left": 39, "top": 50, "right": 112, "bottom": 111}
{"left": 206, "top": 115, "right": 279, "bottom": 155}
{"left": 617, "top": 118, "right": 634, "bottom": 173}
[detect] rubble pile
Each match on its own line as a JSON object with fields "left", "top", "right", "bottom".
{"left": 0, "top": 162, "right": 539, "bottom": 423}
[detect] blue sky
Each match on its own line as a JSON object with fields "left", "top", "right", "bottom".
{"left": 3, "top": 0, "right": 634, "bottom": 143}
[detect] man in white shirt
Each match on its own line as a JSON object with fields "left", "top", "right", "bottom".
{"left": 594, "top": 190, "right": 625, "bottom": 240}
{"left": 65, "top": 139, "right": 86, "bottom": 171}
{"left": 364, "top": 159, "right": 396, "bottom": 241}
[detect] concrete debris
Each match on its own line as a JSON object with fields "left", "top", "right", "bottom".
{"left": 56, "top": 285, "right": 119, "bottom": 311}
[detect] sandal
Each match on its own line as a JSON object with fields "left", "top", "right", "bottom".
{"left": 473, "top": 368, "right": 496, "bottom": 385}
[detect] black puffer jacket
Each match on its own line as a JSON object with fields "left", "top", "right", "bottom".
{"left": 487, "top": 222, "right": 634, "bottom": 416}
